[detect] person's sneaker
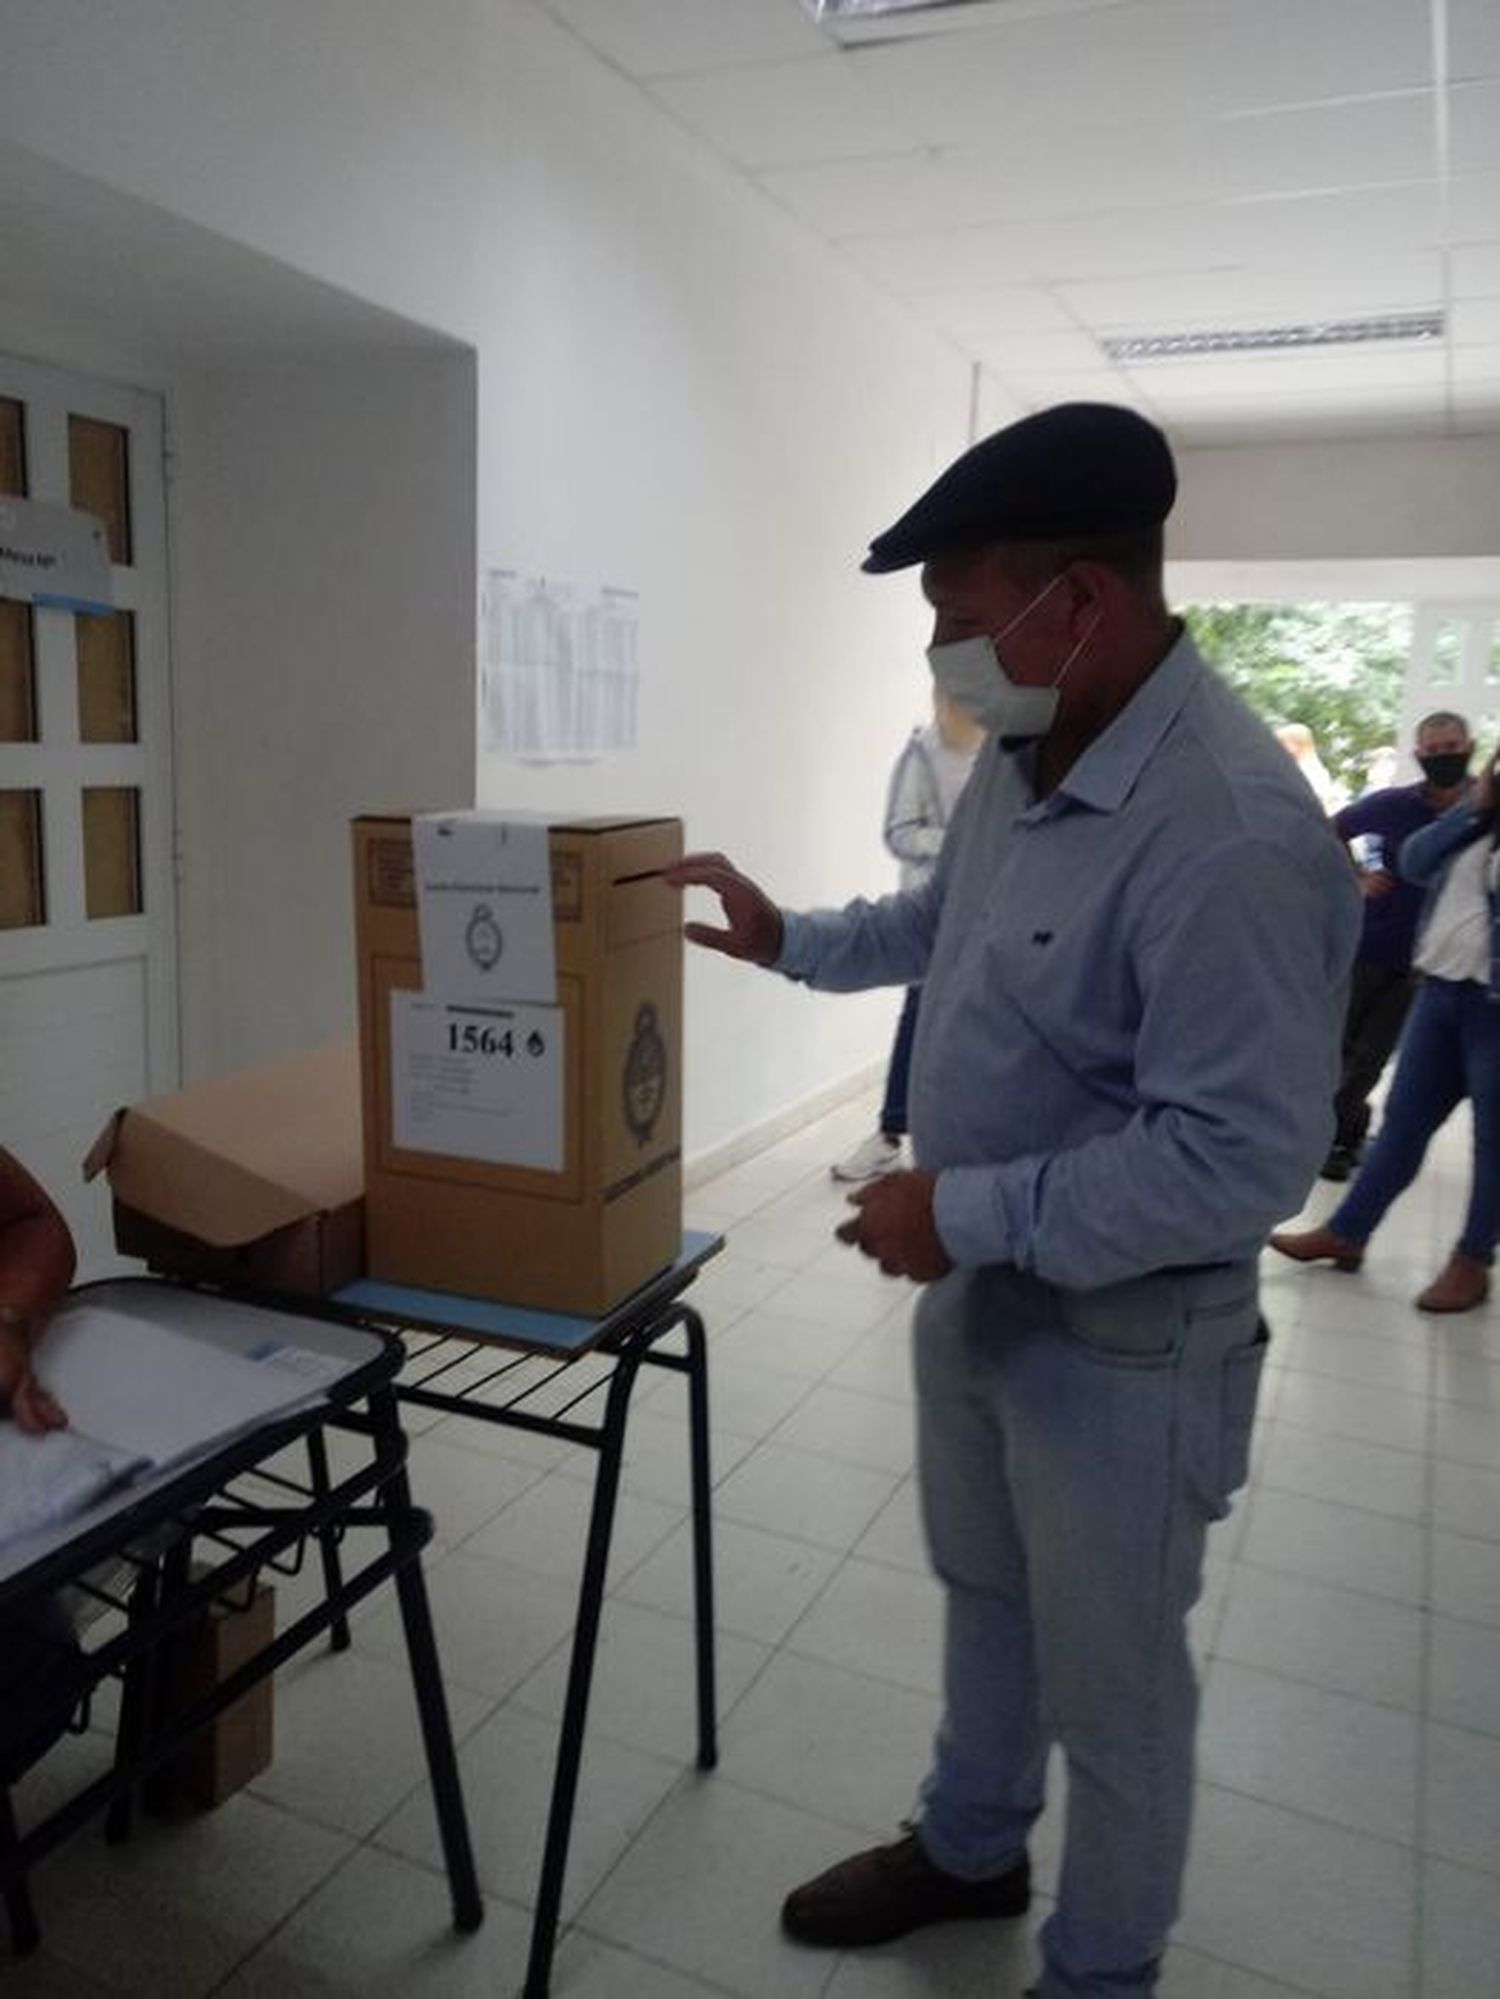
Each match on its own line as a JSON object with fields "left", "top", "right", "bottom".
{"left": 831, "top": 1133, "right": 904, "bottom": 1183}
{"left": 781, "top": 1831, "right": 1030, "bottom": 1948}
{"left": 1416, "top": 1249, "right": 1491, "bottom": 1313}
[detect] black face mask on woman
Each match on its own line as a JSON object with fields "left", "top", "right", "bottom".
{"left": 1418, "top": 752, "right": 1471, "bottom": 789}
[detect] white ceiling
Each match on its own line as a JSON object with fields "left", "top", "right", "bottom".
{"left": 537, "top": 0, "right": 1500, "bottom": 445}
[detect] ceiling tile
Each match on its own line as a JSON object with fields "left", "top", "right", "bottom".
{"left": 1449, "top": 81, "right": 1500, "bottom": 174}
{"left": 900, "top": 283, "right": 1079, "bottom": 335}
{"left": 1451, "top": 342, "right": 1500, "bottom": 385}
{"left": 1209, "top": 93, "right": 1437, "bottom": 198}
{"left": 1056, "top": 259, "right": 1445, "bottom": 331}
{"left": 758, "top": 153, "right": 1007, "bottom": 238}
{"left": 851, "top": 0, "right": 1432, "bottom": 148}
{"left": 969, "top": 328, "right": 1114, "bottom": 372}
{"left": 1448, "top": 171, "right": 1500, "bottom": 243}
{"left": 539, "top": 0, "right": 827, "bottom": 80}
{"left": 1452, "top": 244, "right": 1500, "bottom": 296}
{"left": 1452, "top": 299, "right": 1500, "bottom": 344}
{"left": 649, "top": 52, "right": 910, "bottom": 168}
{"left": 1450, "top": 0, "right": 1500, "bottom": 82}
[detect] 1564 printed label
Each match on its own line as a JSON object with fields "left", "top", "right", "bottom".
{"left": 391, "top": 992, "right": 565, "bottom": 1172}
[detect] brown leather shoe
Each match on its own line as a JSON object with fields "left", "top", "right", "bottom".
{"left": 1416, "top": 1251, "right": 1491, "bottom": 1313}
{"left": 1268, "top": 1226, "right": 1364, "bottom": 1271}
{"left": 781, "top": 1832, "right": 1029, "bottom": 1948}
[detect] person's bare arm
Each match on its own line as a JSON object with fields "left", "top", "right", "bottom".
{"left": 0, "top": 1146, "right": 77, "bottom": 1434}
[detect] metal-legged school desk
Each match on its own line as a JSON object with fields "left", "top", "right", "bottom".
{"left": 328, "top": 1229, "right": 724, "bottom": 1999}
{"left": 0, "top": 1280, "right": 482, "bottom": 1959}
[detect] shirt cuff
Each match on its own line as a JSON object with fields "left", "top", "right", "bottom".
{"left": 772, "top": 909, "right": 819, "bottom": 983}
{"left": 932, "top": 1165, "right": 1018, "bottom": 1269}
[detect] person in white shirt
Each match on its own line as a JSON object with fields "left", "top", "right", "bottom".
{"left": 833, "top": 691, "right": 982, "bottom": 1181}
{"left": 1275, "top": 721, "right": 1346, "bottom": 815}
{"left": 1272, "top": 745, "right": 1500, "bottom": 1311}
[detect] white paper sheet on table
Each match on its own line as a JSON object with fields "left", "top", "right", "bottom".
{"left": 0, "top": 1306, "right": 341, "bottom": 1551}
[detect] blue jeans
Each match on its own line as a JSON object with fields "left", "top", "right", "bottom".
{"left": 1332, "top": 976, "right": 1500, "bottom": 1263}
{"left": 913, "top": 1264, "right": 1266, "bottom": 1999}
{"left": 880, "top": 986, "right": 922, "bottom": 1137}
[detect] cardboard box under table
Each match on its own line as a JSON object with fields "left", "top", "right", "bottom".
{"left": 84, "top": 1043, "right": 364, "bottom": 1297}
{"left": 353, "top": 812, "right": 683, "bottom": 1316}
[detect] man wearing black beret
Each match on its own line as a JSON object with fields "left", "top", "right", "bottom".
{"left": 665, "top": 403, "right": 1360, "bottom": 1998}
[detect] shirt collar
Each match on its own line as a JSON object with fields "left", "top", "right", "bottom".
{"left": 1033, "top": 623, "right": 1203, "bottom": 816}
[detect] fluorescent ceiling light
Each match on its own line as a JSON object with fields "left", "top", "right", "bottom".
{"left": 803, "top": 1, "right": 990, "bottom": 16}
{"left": 1100, "top": 312, "right": 1444, "bottom": 362}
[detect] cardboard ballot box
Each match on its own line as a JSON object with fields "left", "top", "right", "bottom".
{"left": 84, "top": 1043, "right": 364, "bottom": 1297}
{"left": 352, "top": 812, "right": 683, "bottom": 1316}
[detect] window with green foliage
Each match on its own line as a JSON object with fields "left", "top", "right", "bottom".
{"left": 1183, "top": 604, "right": 1411, "bottom": 799}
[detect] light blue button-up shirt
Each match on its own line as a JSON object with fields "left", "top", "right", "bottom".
{"left": 778, "top": 630, "right": 1362, "bottom": 1291}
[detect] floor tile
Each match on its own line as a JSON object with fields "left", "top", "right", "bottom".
{"left": 375, "top": 1701, "right": 680, "bottom": 1919}
{"left": 248, "top": 1646, "right": 490, "bottom": 1837}
{"left": 614, "top": 1514, "right": 841, "bottom": 1646}
{"left": 1427, "top": 1615, "right": 1500, "bottom": 1737}
{"left": 356, "top": 1548, "right": 580, "bottom": 1703}
{"left": 1176, "top": 1784, "right": 1416, "bottom": 1998}
{"left": 784, "top": 1557, "right": 944, "bottom": 1696}
{"left": 1256, "top": 1422, "right": 1429, "bottom": 1521}
{"left": 717, "top": 1648, "right": 938, "bottom": 1833}
{"left": 714, "top": 1439, "right": 901, "bottom": 1551}
{"left": 1240, "top": 1487, "right": 1427, "bottom": 1603}
{"left": 511, "top": 1597, "right": 769, "bottom": 1763}
{"left": 769, "top": 1381, "right": 918, "bottom": 1476}
{"left": 29, "top": 1792, "right": 352, "bottom": 1997}
{"left": 219, "top": 1845, "right": 533, "bottom": 1997}
{"left": 1420, "top": 1854, "right": 1500, "bottom": 1998}
{"left": 577, "top": 1777, "right": 862, "bottom": 1997}
{"left": 1213, "top": 1562, "right": 1425, "bottom": 1709}
{"left": 1431, "top": 1528, "right": 1500, "bottom": 1629}
{"left": 461, "top": 1469, "right": 684, "bottom": 1588}
{"left": 1199, "top": 1660, "right": 1420, "bottom": 1842}
{"left": 1424, "top": 1722, "right": 1500, "bottom": 1873}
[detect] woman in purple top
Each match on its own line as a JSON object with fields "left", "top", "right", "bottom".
{"left": 1319, "top": 711, "right": 1474, "bottom": 1178}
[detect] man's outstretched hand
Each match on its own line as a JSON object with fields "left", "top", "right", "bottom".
{"left": 836, "top": 1171, "right": 952, "bottom": 1283}
{"left": 661, "top": 852, "right": 785, "bottom": 966}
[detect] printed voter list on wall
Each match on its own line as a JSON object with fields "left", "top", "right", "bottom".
{"left": 412, "top": 811, "right": 557, "bottom": 1007}
{"left": 390, "top": 995, "right": 565, "bottom": 1173}
{"left": 481, "top": 569, "right": 640, "bottom": 760}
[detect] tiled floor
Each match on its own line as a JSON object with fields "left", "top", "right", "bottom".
{"left": 12, "top": 1090, "right": 1500, "bottom": 1997}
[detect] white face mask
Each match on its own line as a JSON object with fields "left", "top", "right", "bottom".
{"left": 926, "top": 572, "right": 1093, "bottom": 743}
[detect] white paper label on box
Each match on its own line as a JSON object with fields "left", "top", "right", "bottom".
{"left": 413, "top": 811, "right": 556, "bottom": 1006}
{"left": 390, "top": 992, "right": 565, "bottom": 1172}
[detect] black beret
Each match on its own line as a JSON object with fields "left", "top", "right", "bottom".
{"left": 862, "top": 402, "right": 1176, "bottom": 574}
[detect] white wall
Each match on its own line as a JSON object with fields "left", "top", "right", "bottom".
{"left": 169, "top": 350, "right": 478, "bottom": 1079}
{"left": 0, "top": 0, "right": 971, "bottom": 1159}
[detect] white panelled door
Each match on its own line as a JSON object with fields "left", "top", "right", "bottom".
{"left": 0, "top": 356, "right": 177, "bottom": 1276}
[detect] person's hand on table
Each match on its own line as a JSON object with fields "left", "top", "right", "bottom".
{"left": 836, "top": 1170, "right": 953, "bottom": 1283}
{"left": 660, "top": 853, "right": 784, "bottom": 966}
{"left": 0, "top": 1307, "right": 67, "bottom": 1436}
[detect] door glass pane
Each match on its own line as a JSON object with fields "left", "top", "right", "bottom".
{"left": 68, "top": 414, "right": 132, "bottom": 565}
{"left": 76, "top": 610, "right": 138, "bottom": 743}
{"left": 82, "top": 785, "right": 142, "bottom": 918}
{"left": 0, "top": 398, "right": 24, "bottom": 495}
{"left": 0, "top": 601, "right": 37, "bottom": 741}
{"left": 1430, "top": 621, "right": 1461, "bottom": 685}
{"left": 0, "top": 789, "right": 45, "bottom": 927}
